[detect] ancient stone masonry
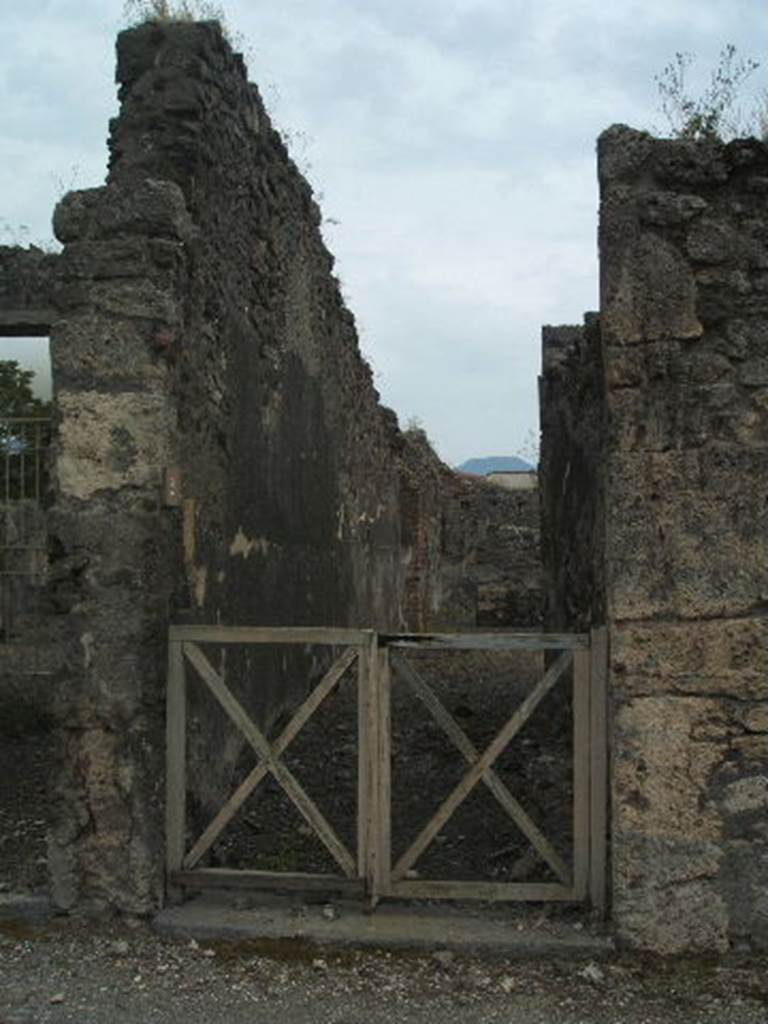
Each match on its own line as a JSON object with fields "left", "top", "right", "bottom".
{"left": 397, "top": 428, "right": 542, "bottom": 631}
{"left": 21, "top": 21, "right": 540, "bottom": 914}
{"left": 42, "top": 20, "right": 402, "bottom": 914}
{"left": 542, "top": 126, "right": 768, "bottom": 953}
{"left": 4, "top": 26, "right": 763, "bottom": 957}
{"left": 0, "top": 245, "right": 60, "bottom": 335}
{"left": 539, "top": 315, "right": 605, "bottom": 633}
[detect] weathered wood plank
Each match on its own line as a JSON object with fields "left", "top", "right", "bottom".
{"left": 589, "top": 626, "right": 609, "bottom": 917}
{"left": 392, "top": 653, "right": 571, "bottom": 886}
{"left": 169, "top": 625, "right": 368, "bottom": 646}
{"left": 381, "top": 632, "right": 589, "bottom": 651}
{"left": 357, "top": 631, "right": 378, "bottom": 885}
{"left": 391, "top": 651, "right": 573, "bottom": 882}
{"left": 166, "top": 640, "right": 187, "bottom": 877}
{"left": 374, "top": 646, "right": 392, "bottom": 904}
{"left": 388, "top": 880, "right": 577, "bottom": 902}
{"left": 572, "top": 647, "right": 590, "bottom": 901}
{"left": 183, "top": 642, "right": 356, "bottom": 877}
{"left": 172, "top": 868, "right": 364, "bottom": 895}
{"left": 183, "top": 646, "right": 358, "bottom": 869}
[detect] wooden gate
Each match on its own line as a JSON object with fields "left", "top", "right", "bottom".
{"left": 166, "top": 626, "right": 608, "bottom": 913}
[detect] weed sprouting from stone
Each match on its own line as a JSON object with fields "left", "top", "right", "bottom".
{"left": 655, "top": 45, "right": 762, "bottom": 141}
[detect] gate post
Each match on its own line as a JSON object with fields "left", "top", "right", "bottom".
{"left": 357, "top": 630, "right": 381, "bottom": 909}
{"left": 573, "top": 646, "right": 590, "bottom": 900}
{"left": 589, "top": 626, "right": 609, "bottom": 917}
{"left": 165, "top": 638, "right": 186, "bottom": 896}
{"left": 374, "top": 643, "right": 391, "bottom": 904}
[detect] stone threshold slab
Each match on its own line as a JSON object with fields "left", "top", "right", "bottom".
{"left": 154, "top": 891, "right": 614, "bottom": 960}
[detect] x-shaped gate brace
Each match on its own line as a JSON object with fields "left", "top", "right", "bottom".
{"left": 165, "top": 626, "right": 607, "bottom": 913}
{"left": 388, "top": 651, "right": 572, "bottom": 887}
{"left": 182, "top": 642, "right": 359, "bottom": 876}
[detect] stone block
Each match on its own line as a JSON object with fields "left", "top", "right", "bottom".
{"left": 612, "top": 833, "right": 729, "bottom": 953}
{"left": 51, "top": 313, "right": 172, "bottom": 393}
{"left": 55, "top": 390, "right": 176, "bottom": 500}
{"left": 54, "top": 180, "right": 194, "bottom": 244}
{"left": 716, "top": 841, "right": 768, "bottom": 949}
{"left": 610, "top": 617, "right": 767, "bottom": 700}
{"left": 612, "top": 696, "right": 725, "bottom": 842}
{"left": 601, "top": 232, "right": 703, "bottom": 345}
{"left": 605, "top": 449, "right": 768, "bottom": 620}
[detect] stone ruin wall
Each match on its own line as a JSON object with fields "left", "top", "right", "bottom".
{"left": 397, "top": 429, "right": 542, "bottom": 632}
{"left": 0, "top": 22, "right": 542, "bottom": 914}
{"left": 43, "top": 20, "right": 410, "bottom": 914}
{"left": 0, "top": 245, "right": 60, "bottom": 335}
{"left": 538, "top": 315, "right": 605, "bottom": 634}
{"left": 5, "top": 34, "right": 764, "bottom": 956}
{"left": 541, "top": 126, "right": 768, "bottom": 953}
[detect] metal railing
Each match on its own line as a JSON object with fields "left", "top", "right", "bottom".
{"left": 0, "top": 417, "right": 51, "bottom": 644}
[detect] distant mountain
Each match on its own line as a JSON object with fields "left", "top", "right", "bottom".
{"left": 457, "top": 455, "right": 534, "bottom": 475}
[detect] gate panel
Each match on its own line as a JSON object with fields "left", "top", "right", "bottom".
{"left": 166, "top": 626, "right": 374, "bottom": 896}
{"left": 377, "top": 633, "right": 593, "bottom": 906}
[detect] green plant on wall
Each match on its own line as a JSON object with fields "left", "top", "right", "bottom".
{"left": 122, "top": 0, "right": 227, "bottom": 26}
{"left": 655, "top": 44, "right": 763, "bottom": 141}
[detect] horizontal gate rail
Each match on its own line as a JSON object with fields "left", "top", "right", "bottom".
{"left": 380, "top": 631, "right": 589, "bottom": 651}
{"left": 168, "top": 625, "right": 370, "bottom": 645}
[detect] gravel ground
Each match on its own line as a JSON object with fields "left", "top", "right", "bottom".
{"left": 1, "top": 915, "right": 766, "bottom": 1024}
{"left": 0, "top": 734, "right": 50, "bottom": 895}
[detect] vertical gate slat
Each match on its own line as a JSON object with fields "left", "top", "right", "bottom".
{"left": 376, "top": 645, "right": 391, "bottom": 901}
{"left": 357, "top": 636, "right": 370, "bottom": 878}
{"left": 572, "top": 646, "right": 590, "bottom": 900}
{"left": 358, "top": 632, "right": 380, "bottom": 905}
{"left": 166, "top": 639, "right": 187, "bottom": 880}
{"left": 589, "top": 626, "right": 609, "bottom": 916}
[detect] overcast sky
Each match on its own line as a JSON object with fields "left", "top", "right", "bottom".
{"left": 1, "top": 0, "right": 765, "bottom": 465}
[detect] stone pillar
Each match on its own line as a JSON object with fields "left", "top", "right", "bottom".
{"left": 46, "top": 179, "right": 192, "bottom": 912}
{"left": 599, "top": 126, "right": 768, "bottom": 952}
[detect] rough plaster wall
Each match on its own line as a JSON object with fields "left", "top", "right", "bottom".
{"left": 598, "top": 126, "right": 768, "bottom": 953}
{"left": 538, "top": 316, "right": 606, "bottom": 633}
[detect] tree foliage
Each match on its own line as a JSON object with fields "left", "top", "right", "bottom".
{"left": 656, "top": 45, "right": 762, "bottom": 141}
{"left": 0, "top": 362, "right": 50, "bottom": 420}
{"left": 0, "top": 362, "right": 51, "bottom": 500}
